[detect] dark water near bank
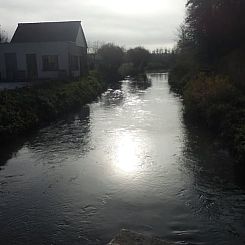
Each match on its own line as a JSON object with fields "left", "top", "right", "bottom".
{"left": 0, "top": 73, "right": 245, "bottom": 245}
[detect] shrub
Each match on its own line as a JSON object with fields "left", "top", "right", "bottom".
{"left": 184, "top": 74, "right": 236, "bottom": 126}
{"left": 0, "top": 73, "right": 104, "bottom": 141}
{"left": 183, "top": 74, "right": 245, "bottom": 163}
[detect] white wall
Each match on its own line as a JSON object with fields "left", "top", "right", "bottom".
{"left": 0, "top": 39, "right": 88, "bottom": 81}
{"left": 0, "top": 42, "right": 70, "bottom": 80}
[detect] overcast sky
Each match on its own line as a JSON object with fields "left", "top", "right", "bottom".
{"left": 0, "top": 0, "right": 186, "bottom": 50}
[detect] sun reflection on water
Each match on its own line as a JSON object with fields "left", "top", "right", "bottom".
{"left": 113, "top": 133, "right": 142, "bottom": 174}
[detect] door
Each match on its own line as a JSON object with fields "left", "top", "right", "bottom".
{"left": 26, "top": 54, "right": 38, "bottom": 80}
{"left": 5, "top": 53, "right": 17, "bottom": 81}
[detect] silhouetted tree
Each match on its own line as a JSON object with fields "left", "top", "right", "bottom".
{"left": 0, "top": 25, "right": 8, "bottom": 43}
{"left": 97, "top": 43, "right": 124, "bottom": 82}
{"left": 126, "top": 47, "right": 150, "bottom": 73}
{"left": 148, "top": 47, "right": 175, "bottom": 71}
{"left": 185, "top": 0, "right": 245, "bottom": 62}
{"left": 170, "top": 0, "right": 245, "bottom": 164}
{"left": 87, "top": 40, "right": 105, "bottom": 54}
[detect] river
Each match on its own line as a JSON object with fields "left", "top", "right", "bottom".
{"left": 0, "top": 73, "right": 245, "bottom": 245}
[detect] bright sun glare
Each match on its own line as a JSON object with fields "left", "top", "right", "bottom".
{"left": 114, "top": 133, "right": 141, "bottom": 173}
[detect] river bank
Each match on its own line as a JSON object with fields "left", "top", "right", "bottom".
{"left": 169, "top": 71, "right": 245, "bottom": 166}
{"left": 168, "top": 1, "right": 245, "bottom": 167}
{"left": 0, "top": 72, "right": 105, "bottom": 142}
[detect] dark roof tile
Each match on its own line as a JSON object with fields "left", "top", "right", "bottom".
{"left": 11, "top": 21, "right": 82, "bottom": 43}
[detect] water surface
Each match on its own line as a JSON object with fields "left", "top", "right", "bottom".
{"left": 0, "top": 73, "right": 245, "bottom": 244}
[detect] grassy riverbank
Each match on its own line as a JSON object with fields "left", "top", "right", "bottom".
{"left": 0, "top": 72, "right": 105, "bottom": 142}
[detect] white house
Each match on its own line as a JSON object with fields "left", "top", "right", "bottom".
{"left": 0, "top": 21, "right": 87, "bottom": 82}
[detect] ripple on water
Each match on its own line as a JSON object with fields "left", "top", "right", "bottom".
{"left": 0, "top": 74, "right": 245, "bottom": 245}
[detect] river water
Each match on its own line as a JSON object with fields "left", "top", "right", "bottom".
{"left": 0, "top": 73, "right": 245, "bottom": 245}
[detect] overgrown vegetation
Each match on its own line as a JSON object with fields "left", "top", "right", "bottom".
{"left": 169, "top": 0, "right": 245, "bottom": 164}
{"left": 0, "top": 72, "right": 104, "bottom": 141}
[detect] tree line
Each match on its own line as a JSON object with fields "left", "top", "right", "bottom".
{"left": 88, "top": 43, "right": 174, "bottom": 83}
{"left": 170, "top": 0, "right": 245, "bottom": 165}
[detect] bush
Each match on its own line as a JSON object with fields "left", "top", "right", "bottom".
{"left": 184, "top": 75, "right": 236, "bottom": 123}
{"left": 97, "top": 43, "right": 124, "bottom": 83}
{"left": 0, "top": 73, "right": 104, "bottom": 141}
{"left": 183, "top": 74, "right": 245, "bottom": 163}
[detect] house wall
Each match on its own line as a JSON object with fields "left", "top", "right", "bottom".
{"left": 68, "top": 45, "right": 87, "bottom": 77}
{"left": 75, "top": 27, "right": 87, "bottom": 48}
{"left": 0, "top": 41, "right": 87, "bottom": 82}
{"left": 0, "top": 42, "right": 70, "bottom": 81}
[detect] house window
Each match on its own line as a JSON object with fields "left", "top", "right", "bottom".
{"left": 42, "top": 55, "right": 59, "bottom": 71}
{"left": 70, "top": 56, "right": 79, "bottom": 71}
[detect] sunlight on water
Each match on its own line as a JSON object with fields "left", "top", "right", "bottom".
{"left": 1, "top": 74, "right": 245, "bottom": 245}
{"left": 113, "top": 133, "right": 141, "bottom": 174}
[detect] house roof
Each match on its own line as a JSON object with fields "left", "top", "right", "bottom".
{"left": 11, "top": 21, "right": 86, "bottom": 45}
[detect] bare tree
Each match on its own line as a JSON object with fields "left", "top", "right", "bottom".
{"left": 0, "top": 25, "right": 8, "bottom": 43}
{"left": 87, "top": 40, "right": 105, "bottom": 54}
